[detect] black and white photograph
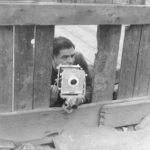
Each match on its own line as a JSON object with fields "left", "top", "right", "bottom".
{"left": 0, "top": 0, "right": 150, "bottom": 150}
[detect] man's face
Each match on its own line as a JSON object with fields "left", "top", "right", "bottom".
{"left": 53, "top": 47, "right": 75, "bottom": 68}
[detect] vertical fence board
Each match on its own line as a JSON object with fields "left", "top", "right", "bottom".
{"left": 117, "top": 0, "right": 145, "bottom": 99}
{"left": 0, "top": 26, "right": 13, "bottom": 112}
{"left": 92, "top": 25, "right": 121, "bottom": 102}
{"left": 118, "top": 26, "right": 142, "bottom": 99}
{"left": 14, "top": 26, "right": 34, "bottom": 111}
{"left": 133, "top": 25, "right": 150, "bottom": 97}
{"left": 33, "top": 26, "right": 54, "bottom": 108}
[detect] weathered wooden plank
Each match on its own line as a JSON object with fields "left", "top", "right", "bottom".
{"left": 95, "top": 0, "right": 112, "bottom": 3}
{"left": 92, "top": 25, "right": 121, "bottom": 102}
{"left": 0, "top": 104, "right": 101, "bottom": 142}
{"left": 0, "top": 0, "right": 35, "bottom": 2}
{"left": 0, "top": 0, "right": 56, "bottom": 2}
{"left": 146, "top": 0, "right": 150, "bottom": 4}
{"left": 117, "top": 0, "right": 145, "bottom": 99}
{"left": 0, "top": 26, "right": 13, "bottom": 112}
{"left": 133, "top": 25, "right": 150, "bottom": 97}
{"left": 0, "top": 4, "right": 150, "bottom": 25}
{"left": 113, "top": 0, "right": 129, "bottom": 4}
{"left": 33, "top": 26, "right": 54, "bottom": 108}
{"left": 118, "top": 25, "right": 142, "bottom": 99}
{"left": 0, "top": 139, "right": 14, "bottom": 149}
{"left": 99, "top": 97, "right": 150, "bottom": 127}
{"left": 130, "top": 0, "right": 145, "bottom": 4}
{"left": 0, "top": 96, "right": 148, "bottom": 142}
{"left": 77, "top": 0, "right": 96, "bottom": 3}
{"left": 14, "top": 26, "right": 34, "bottom": 111}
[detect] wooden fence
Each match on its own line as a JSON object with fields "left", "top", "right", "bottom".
{"left": 0, "top": 0, "right": 150, "bottom": 143}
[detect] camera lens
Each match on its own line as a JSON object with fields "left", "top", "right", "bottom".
{"left": 68, "top": 75, "right": 79, "bottom": 87}
{"left": 70, "top": 79, "right": 77, "bottom": 85}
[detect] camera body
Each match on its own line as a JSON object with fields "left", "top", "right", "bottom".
{"left": 57, "top": 64, "right": 86, "bottom": 100}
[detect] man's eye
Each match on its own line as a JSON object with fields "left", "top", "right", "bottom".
{"left": 71, "top": 54, "right": 75, "bottom": 58}
{"left": 62, "top": 56, "right": 68, "bottom": 59}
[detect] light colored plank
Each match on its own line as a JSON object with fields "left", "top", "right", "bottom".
{"left": 33, "top": 26, "right": 54, "bottom": 108}
{"left": 92, "top": 25, "right": 121, "bottom": 102}
{"left": 14, "top": 26, "right": 34, "bottom": 111}
{"left": 99, "top": 97, "right": 150, "bottom": 127}
{"left": 118, "top": 25, "right": 142, "bottom": 99}
{"left": 133, "top": 25, "right": 150, "bottom": 97}
{"left": 0, "top": 4, "right": 150, "bottom": 25}
{"left": 0, "top": 26, "right": 13, "bottom": 112}
{"left": 0, "top": 96, "right": 147, "bottom": 142}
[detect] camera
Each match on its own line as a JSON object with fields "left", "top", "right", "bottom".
{"left": 57, "top": 64, "right": 86, "bottom": 98}
{"left": 56, "top": 64, "right": 87, "bottom": 112}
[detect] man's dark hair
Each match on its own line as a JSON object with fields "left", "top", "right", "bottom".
{"left": 53, "top": 36, "right": 75, "bottom": 56}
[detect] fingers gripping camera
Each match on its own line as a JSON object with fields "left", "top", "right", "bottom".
{"left": 56, "top": 65, "right": 87, "bottom": 112}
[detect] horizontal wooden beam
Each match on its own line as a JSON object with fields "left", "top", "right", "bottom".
{"left": 0, "top": 3, "right": 149, "bottom": 25}
{"left": 100, "top": 97, "right": 150, "bottom": 127}
{"left": 0, "top": 96, "right": 149, "bottom": 142}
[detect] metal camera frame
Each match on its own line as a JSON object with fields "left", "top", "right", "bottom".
{"left": 56, "top": 64, "right": 86, "bottom": 100}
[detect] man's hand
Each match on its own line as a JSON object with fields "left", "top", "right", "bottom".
{"left": 62, "top": 97, "right": 85, "bottom": 113}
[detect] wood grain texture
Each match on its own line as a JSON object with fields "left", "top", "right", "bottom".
{"left": 118, "top": 25, "right": 142, "bottom": 99}
{"left": 77, "top": 0, "right": 96, "bottom": 3}
{"left": 14, "top": 26, "right": 34, "bottom": 111}
{"left": 0, "top": 26, "right": 13, "bottom": 112}
{"left": 130, "top": 0, "right": 145, "bottom": 4}
{"left": 95, "top": 0, "right": 112, "bottom": 3}
{"left": 92, "top": 25, "right": 121, "bottom": 102}
{"left": 0, "top": 96, "right": 148, "bottom": 142}
{"left": 133, "top": 25, "right": 150, "bottom": 97}
{"left": 99, "top": 97, "right": 150, "bottom": 127}
{"left": 118, "top": 0, "right": 145, "bottom": 99}
{"left": 33, "top": 26, "right": 54, "bottom": 108}
{"left": 113, "top": 0, "right": 129, "bottom": 4}
{"left": 0, "top": 103, "right": 101, "bottom": 142}
{"left": 0, "top": 4, "right": 149, "bottom": 25}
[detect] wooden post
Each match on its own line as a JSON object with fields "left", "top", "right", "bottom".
{"left": 14, "top": 26, "right": 34, "bottom": 111}
{"left": 133, "top": 25, "right": 150, "bottom": 97}
{"left": 118, "top": 25, "right": 142, "bottom": 99}
{"left": 118, "top": 0, "right": 150, "bottom": 99}
{"left": 92, "top": 25, "right": 121, "bottom": 102}
{"left": 33, "top": 26, "right": 54, "bottom": 108}
{"left": 0, "top": 27, "right": 13, "bottom": 112}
